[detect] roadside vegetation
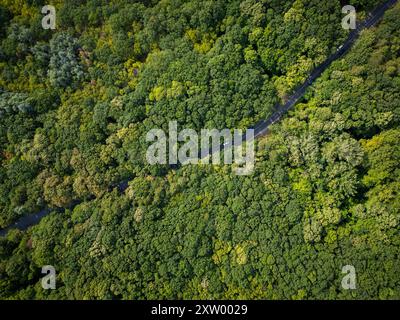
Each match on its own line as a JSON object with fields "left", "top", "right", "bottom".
{"left": 0, "top": 0, "right": 399, "bottom": 299}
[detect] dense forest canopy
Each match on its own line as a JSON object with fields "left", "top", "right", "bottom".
{"left": 0, "top": 0, "right": 399, "bottom": 299}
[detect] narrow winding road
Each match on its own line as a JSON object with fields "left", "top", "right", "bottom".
{"left": 0, "top": 0, "right": 397, "bottom": 237}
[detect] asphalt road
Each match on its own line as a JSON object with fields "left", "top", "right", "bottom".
{"left": 227, "top": 0, "right": 398, "bottom": 146}
{"left": 0, "top": 0, "right": 397, "bottom": 237}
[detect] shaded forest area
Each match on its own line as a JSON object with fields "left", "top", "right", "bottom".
{"left": 0, "top": 0, "right": 399, "bottom": 299}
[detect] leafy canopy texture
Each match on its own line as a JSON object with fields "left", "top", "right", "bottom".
{"left": 0, "top": 0, "right": 399, "bottom": 299}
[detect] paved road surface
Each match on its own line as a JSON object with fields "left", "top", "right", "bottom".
{"left": 219, "top": 0, "right": 398, "bottom": 149}
{"left": 0, "top": 0, "right": 397, "bottom": 237}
